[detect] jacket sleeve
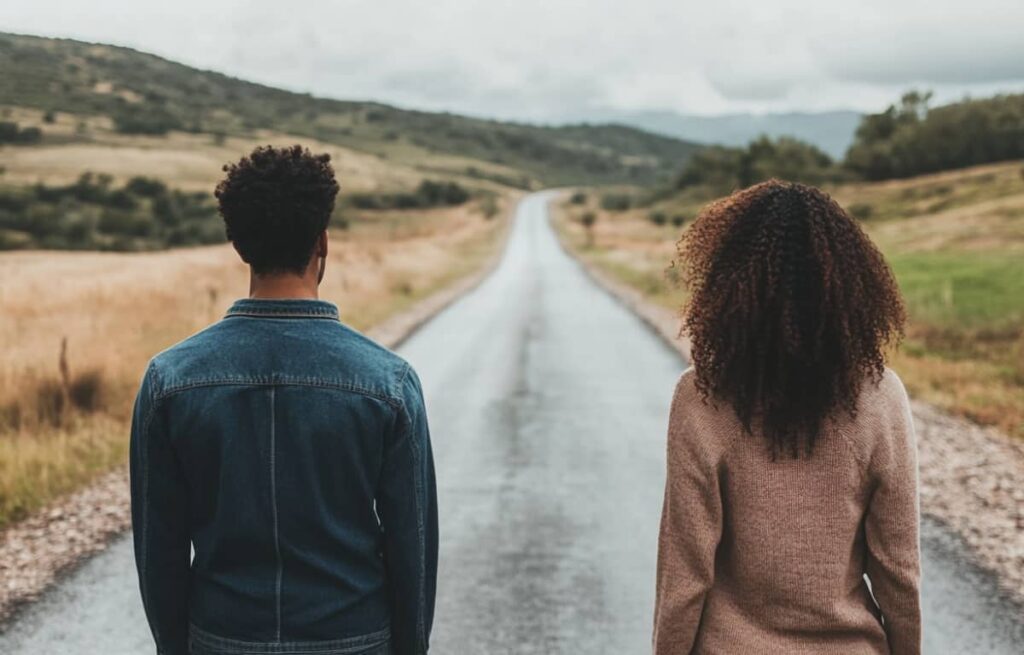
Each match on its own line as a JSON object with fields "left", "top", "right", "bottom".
{"left": 129, "top": 361, "right": 191, "bottom": 655}
{"left": 864, "top": 375, "right": 922, "bottom": 655}
{"left": 653, "top": 377, "right": 723, "bottom": 655}
{"left": 378, "top": 365, "right": 439, "bottom": 655}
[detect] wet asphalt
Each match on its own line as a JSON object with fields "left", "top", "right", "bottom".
{"left": 1, "top": 192, "right": 1021, "bottom": 654}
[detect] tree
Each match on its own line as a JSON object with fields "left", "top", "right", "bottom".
{"left": 844, "top": 90, "right": 1024, "bottom": 180}
{"left": 677, "top": 137, "right": 840, "bottom": 191}
{"left": 580, "top": 211, "right": 597, "bottom": 247}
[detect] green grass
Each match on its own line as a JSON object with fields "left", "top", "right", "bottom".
{"left": 890, "top": 250, "right": 1024, "bottom": 329}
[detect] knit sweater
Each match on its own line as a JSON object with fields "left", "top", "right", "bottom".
{"left": 653, "top": 368, "right": 921, "bottom": 655}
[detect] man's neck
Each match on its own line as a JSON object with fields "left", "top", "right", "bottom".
{"left": 248, "top": 272, "right": 319, "bottom": 300}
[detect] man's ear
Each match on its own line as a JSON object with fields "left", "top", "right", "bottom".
{"left": 318, "top": 230, "right": 329, "bottom": 258}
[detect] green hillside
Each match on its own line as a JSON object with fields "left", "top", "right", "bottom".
{"left": 0, "top": 32, "right": 699, "bottom": 187}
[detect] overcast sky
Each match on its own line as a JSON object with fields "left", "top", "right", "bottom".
{"left": 5, "top": 0, "right": 1024, "bottom": 121}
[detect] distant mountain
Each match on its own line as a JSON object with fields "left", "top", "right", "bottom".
{"left": 0, "top": 32, "right": 701, "bottom": 187}
{"left": 597, "top": 110, "right": 863, "bottom": 160}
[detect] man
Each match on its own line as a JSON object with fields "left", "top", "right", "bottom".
{"left": 130, "top": 145, "right": 437, "bottom": 655}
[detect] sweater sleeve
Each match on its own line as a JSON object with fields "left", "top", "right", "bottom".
{"left": 864, "top": 372, "right": 922, "bottom": 655}
{"left": 653, "top": 374, "right": 723, "bottom": 654}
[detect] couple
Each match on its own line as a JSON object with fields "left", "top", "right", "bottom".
{"left": 130, "top": 146, "right": 919, "bottom": 655}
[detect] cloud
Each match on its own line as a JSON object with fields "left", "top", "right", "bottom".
{"left": 2, "top": 0, "right": 1024, "bottom": 120}
{"left": 812, "top": 10, "right": 1024, "bottom": 85}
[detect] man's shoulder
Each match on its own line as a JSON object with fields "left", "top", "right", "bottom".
{"left": 147, "top": 319, "right": 412, "bottom": 402}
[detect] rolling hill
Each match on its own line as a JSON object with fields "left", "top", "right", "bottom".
{"left": 0, "top": 32, "right": 700, "bottom": 188}
{"left": 598, "top": 109, "right": 862, "bottom": 159}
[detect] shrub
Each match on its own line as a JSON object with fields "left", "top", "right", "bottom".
{"left": 648, "top": 211, "right": 667, "bottom": 226}
{"left": 848, "top": 203, "right": 874, "bottom": 220}
{"left": 68, "top": 369, "right": 107, "bottom": 412}
{"left": 0, "top": 121, "right": 43, "bottom": 144}
{"left": 126, "top": 176, "right": 168, "bottom": 197}
{"left": 569, "top": 191, "right": 587, "bottom": 205}
{"left": 0, "top": 174, "right": 220, "bottom": 250}
{"left": 416, "top": 180, "right": 469, "bottom": 206}
{"left": 481, "top": 195, "right": 499, "bottom": 219}
{"left": 112, "top": 107, "right": 182, "bottom": 135}
{"left": 601, "top": 193, "right": 632, "bottom": 211}
{"left": 349, "top": 180, "right": 470, "bottom": 211}
{"left": 671, "top": 214, "right": 686, "bottom": 227}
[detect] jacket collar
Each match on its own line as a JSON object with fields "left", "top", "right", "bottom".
{"left": 225, "top": 298, "right": 340, "bottom": 320}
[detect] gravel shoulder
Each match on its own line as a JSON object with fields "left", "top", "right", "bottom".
{"left": 567, "top": 242, "right": 1024, "bottom": 608}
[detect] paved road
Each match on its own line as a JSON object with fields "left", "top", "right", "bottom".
{"left": 2, "top": 192, "right": 1021, "bottom": 653}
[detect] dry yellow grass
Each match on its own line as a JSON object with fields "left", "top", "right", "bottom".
{"left": 0, "top": 129, "right": 419, "bottom": 193}
{"left": 0, "top": 196, "right": 512, "bottom": 526}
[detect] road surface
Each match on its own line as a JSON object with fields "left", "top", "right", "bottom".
{"left": 2, "top": 192, "right": 1021, "bottom": 653}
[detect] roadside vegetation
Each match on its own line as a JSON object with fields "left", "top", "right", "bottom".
{"left": 557, "top": 160, "right": 1024, "bottom": 439}
{"left": 0, "top": 195, "right": 514, "bottom": 528}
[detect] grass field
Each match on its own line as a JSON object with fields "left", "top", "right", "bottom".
{"left": 0, "top": 105, "right": 519, "bottom": 194}
{"left": 0, "top": 195, "right": 513, "bottom": 528}
{"left": 556, "top": 161, "right": 1024, "bottom": 439}
{"left": 0, "top": 89, "right": 529, "bottom": 529}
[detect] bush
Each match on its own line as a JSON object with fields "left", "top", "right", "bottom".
{"left": 481, "top": 195, "right": 499, "bottom": 219}
{"left": 848, "top": 203, "right": 874, "bottom": 220}
{"left": 671, "top": 214, "right": 686, "bottom": 227}
{"left": 68, "top": 369, "right": 106, "bottom": 412}
{"left": 0, "top": 173, "right": 220, "bottom": 250}
{"left": 126, "top": 176, "right": 168, "bottom": 197}
{"left": 0, "top": 121, "right": 43, "bottom": 144}
{"left": 415, "top": 180, "right": 469, "bottom": 206}
{"left": 349, "top": 180, "right": 470, "bottom": 211}
{"left": 648, "top": 211, "right": 667, "bottom": 226}
{"left": 569, "top": 191, "right": 587, "bottom": 205}
{"left": 601, "top": 193, "right": 632, "bottom": 211}
{"left": 112, "top": 107, "right": 182, "bottom": 135}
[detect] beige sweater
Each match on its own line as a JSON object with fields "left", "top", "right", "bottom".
{"left": 654, "top": 368, "right": 921, "bottom": 655}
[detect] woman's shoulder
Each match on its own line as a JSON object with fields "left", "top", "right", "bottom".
{"left": 667, "top": 367, "right": 741, "bottom": 457}
{"left": 858, "top": 367, "right": 912, "bottom": 415}
{"left": 670, "top": 367, "right": 712, "bottom": 417}
{"left": 838, "top": 367, "right": 916, "bottom": 461}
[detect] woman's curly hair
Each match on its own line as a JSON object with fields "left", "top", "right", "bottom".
{"left": 215, "top": 145, "right": 339, "bottom": 275}
{"left": 676, "top": 180, "right": 905, "bottom": 457}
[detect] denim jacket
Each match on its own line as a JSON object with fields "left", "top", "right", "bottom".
{"left": 129, "top": 298, "right": 438, "bottom": 655}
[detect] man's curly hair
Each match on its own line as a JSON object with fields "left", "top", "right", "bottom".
{"left": 215, "top": 145, "right": 339, "bottom": 275}
{"left": 676, "top": 180, "right": 905, "bottom": 457}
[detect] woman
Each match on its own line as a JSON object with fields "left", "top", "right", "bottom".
{"left": 653, "top": 180, "right": 920, "bottom": 654}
